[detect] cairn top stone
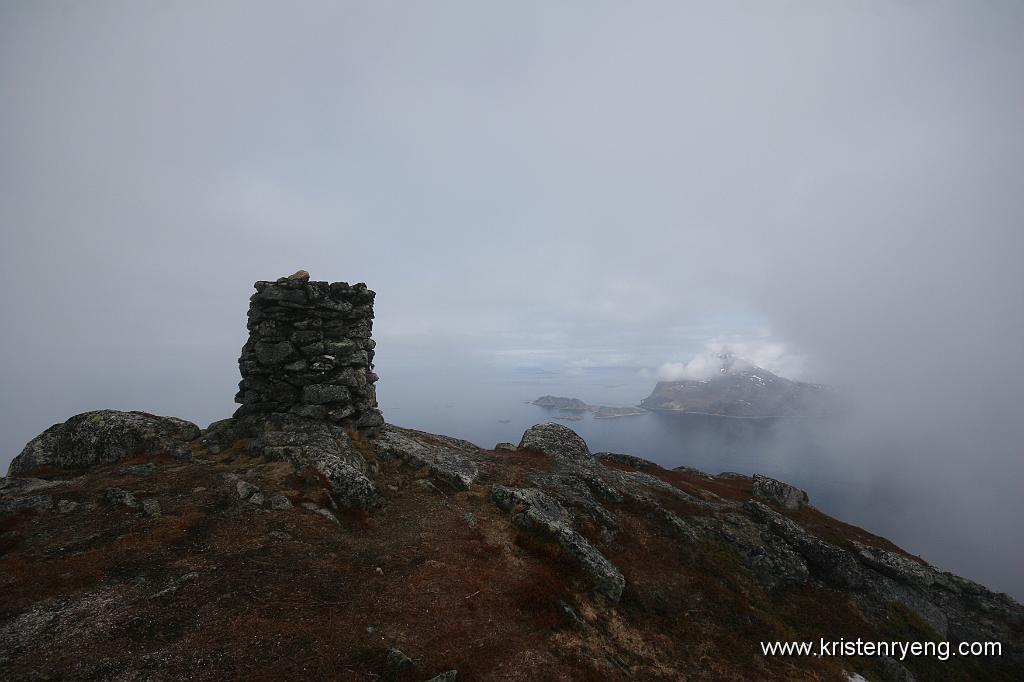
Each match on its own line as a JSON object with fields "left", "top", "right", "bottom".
{"left": 286, "top": 269, "right": 310, "bottom": 282}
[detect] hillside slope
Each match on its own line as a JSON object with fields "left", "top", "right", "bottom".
{"left": 1, "top": 412, "right": 1020, "bottom": 681}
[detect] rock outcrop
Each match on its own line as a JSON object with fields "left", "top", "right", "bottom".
{"left": 234, "top": 271, "right": 383, "bottom": 432}
{"left": 517, "top": 422, "right": 591, "bottom": 462}
{"left": 8, "top": 410, "right": 199, "bottom": 474}
{"left": 3, "top": 411, "right": 1023, "bottom": 680}
{"left": 375, "top": 425, "right": 479, "bottom": 491}
{"left": 202, "top": 413, "right": 384, "bottom": 511}
{"left": 752, "top": 473, "right": 809, "bottom": 511}
{"left": 491, "top": 485, "right": 624, "bottom": 601}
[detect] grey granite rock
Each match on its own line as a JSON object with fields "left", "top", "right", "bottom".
{"left": 315, "top": 508, "right": 339, "bottom": 524}
{"left": 1, "top": 493, "right": 54, "bottom": 513}
{"left": 301, "top": 384, "right": 351, "bottom": 405}
{"left": 236, "top": 480, "right": 260, "bottom": 501}
{"left": 104, "top": 488, "right": 138, "bottom": 508}
{"left": 558, "top": 600, "right": 586, "bottom": 630}
{"left": 596, "top": 452, "right": 660, "bottom": 470}
{"left": 56, "top": 499, "right": 78, "bottom": 514}
{"left": 119, "top": 463, "right": 157, "bottom": 477}
{"left": 210, "top": 414, "right": 383, "bottom": 511}
{"left": 376, "top": 426, "right": 479, "bottom": 491}
{"left": 744, "top": 500, "right": 863, "bottom": 589}
{"left": 518, "top": 423, "right": 591, "bottom": 462}
{"left": 385, "top": 646, "right": 415, "bottom": 674}
{"left": 254, "top": 341, "right": 299, "bottom": 366}
{"left": 752, "top": 473, "right": 809, "bottom": 511}
{"left": 491, "top": 485, "right": 624, "bottom": 601}
{"left": 142, "top": 498, "right": 161, "bottom": 517}
{"left": 697, "top": 511, "right": 810, "bottom": 588}
{"left": 8, "top": 410, "right": 200, "bottom": 475}
{"left": 269, "top": 494, "right": 292, "bottom": 510}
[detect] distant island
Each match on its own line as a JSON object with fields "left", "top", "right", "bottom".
{"left": 533, "top": 352, "right": 834, "bottom": 420}
{"left": 640, "top": 354, "right": 832, "bottom": 418}
{"left": 532, "top": 395, "right": 589, "bottom": 410}
{"left": 532, "top": 395, "right": 647, "bottom": 419}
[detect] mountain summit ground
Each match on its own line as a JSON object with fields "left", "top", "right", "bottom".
{"left": 1, "top": 412, "right": 1020, "bottom": 680}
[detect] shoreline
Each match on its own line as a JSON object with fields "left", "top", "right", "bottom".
{"left": 643, "top": 408, "right": 817, "bottom": 420}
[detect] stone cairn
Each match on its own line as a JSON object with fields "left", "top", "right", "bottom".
{"left": 234, "top": 270, "right": 384, "bottom": 432}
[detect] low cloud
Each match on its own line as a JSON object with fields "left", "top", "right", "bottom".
{"left": 657, "top": 339, "right": 806, "bottom": 382}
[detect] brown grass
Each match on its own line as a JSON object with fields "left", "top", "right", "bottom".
{"left": 0, "top": 449, "right": 588, "bottom": 680}
{"left": 1, "top": 445, "right": 1018, "bottom": 681}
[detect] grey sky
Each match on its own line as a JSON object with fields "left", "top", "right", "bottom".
{"left": 2, "top": 2, "right": 1023, "bottom": 594}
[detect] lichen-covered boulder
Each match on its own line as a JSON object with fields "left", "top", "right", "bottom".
{"left": 375, "top": 425, "right": 479, "bottom": 490}
{"left": 8, "top": 410, "right": 200, "bottom": 475}
{"left": 752, "top": 473, "right": 809, "bottom": 511}
{"left": 518, "top": 423, "right": 591, "bottom": 462}
{"left": 491, "top": 485, "right": 624, "bottom": 601}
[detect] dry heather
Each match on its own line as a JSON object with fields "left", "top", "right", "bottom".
{"left": 1, "top": 426, "right": 1021, "bottom": 681}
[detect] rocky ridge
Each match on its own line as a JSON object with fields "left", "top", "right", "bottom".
{"left": 1, "top": 413, "right": 1021, "bottom": 680}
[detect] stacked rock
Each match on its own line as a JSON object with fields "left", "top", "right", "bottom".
{"left": 234, "top": 270, "right": 384, "bottom": 432}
